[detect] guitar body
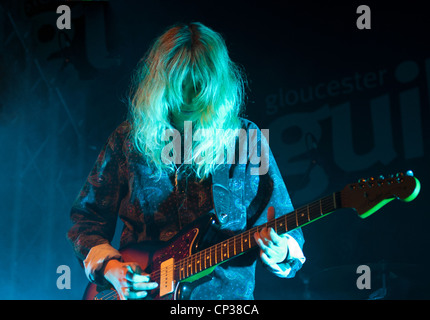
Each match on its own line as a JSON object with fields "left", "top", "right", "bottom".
{"left": 83, "top": 214, "right": 217, "bottom": 300}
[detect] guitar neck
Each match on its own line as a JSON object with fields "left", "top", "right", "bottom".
{"left": 174, "top": 192, "right": 342, "bottom": 281}
{"left": 256, "top": 191, "right": 342, "bottom": 238}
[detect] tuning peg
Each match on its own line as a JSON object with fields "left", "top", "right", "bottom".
{"left": 367, "top": 177, "right": 375, "bottom": 187}
{"left": 394, "top": 172, "right": 404, "bottom": 183}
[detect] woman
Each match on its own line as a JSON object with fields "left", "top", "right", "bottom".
{"left": 68, "top": 22, "right": 305, "bottom": 300}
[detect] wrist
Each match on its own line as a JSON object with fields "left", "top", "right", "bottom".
{"left": 102, "top": 258, "right": 122, "bottom": 277}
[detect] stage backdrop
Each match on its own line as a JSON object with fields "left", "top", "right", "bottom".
{"left": 0, "top": 1, "right": 429, "bottom": 299}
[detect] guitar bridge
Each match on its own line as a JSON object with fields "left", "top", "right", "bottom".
{"left": 159, "top": 258, "right": 175, "bottom": 297}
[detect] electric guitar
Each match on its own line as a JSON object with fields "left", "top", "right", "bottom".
{"left": 83, "top": 171, "right": 421, "bottom": 300}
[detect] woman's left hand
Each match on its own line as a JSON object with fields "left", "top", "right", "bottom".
{"left": 254, "top": 226, "right": 289, "bottom": 265}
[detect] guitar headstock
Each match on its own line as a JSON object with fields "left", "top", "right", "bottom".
{"left": 341, "top": 171, "right": 421, "bottom": 219}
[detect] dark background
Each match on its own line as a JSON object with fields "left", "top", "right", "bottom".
{"left": 1, "top": 0, "right": 429, "bottom": 300}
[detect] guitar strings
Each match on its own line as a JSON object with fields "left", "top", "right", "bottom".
{"left": 149, "top": 195, "right": 337, "bottom": 281}
{"left": 97, "top": 289, "right": 119, "bottom": 300}
{"left": 145, "top": 195, "right": 338, "bottom": 282}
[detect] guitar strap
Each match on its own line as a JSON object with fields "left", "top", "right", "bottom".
{"left": 212, "top": 163, "right": 231, "bottom": 226}
{"left": 212, "top": 134, "right": 247, "bottom": 233}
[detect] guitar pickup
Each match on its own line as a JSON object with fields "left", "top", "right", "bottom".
{"left": 159, "top": 258, "right": 175, "bottom": 297}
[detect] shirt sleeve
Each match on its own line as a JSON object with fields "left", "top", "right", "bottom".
{"left": 67, "top": 124, "right": 128, "bottom": 283}
{"left": 245, "top": 121, "right": 306, "bottom": 278}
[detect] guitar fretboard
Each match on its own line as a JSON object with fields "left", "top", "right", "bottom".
{"left": 172, "top": 192, "right": 342, "bottom": 281}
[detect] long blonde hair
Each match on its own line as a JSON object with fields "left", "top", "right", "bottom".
{"left": 128, "top": 22, "right": 246, "bottom": 179}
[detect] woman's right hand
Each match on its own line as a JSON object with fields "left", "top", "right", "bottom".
{"left": 103, "top": 259, "right": 158, "bottom": 300}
